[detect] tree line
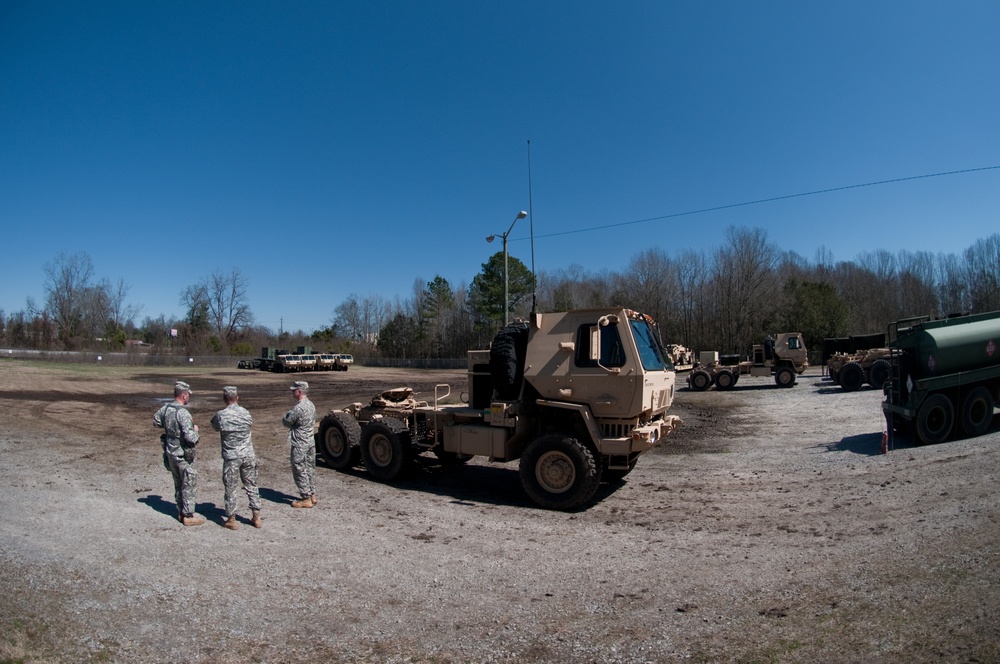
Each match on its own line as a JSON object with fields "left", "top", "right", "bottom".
{"left": 3, "top": 229, "right": 998, "bottom": 360}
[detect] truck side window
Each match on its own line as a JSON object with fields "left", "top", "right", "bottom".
{"left": 575, "top": 323, "right": 626, "bottom": 368}
{"left": 788, "top": 337, "right": 800, "bottom": 350}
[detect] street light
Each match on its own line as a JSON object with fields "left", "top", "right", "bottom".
{"left": 486, "top": 210, "right": 528, "bottom": 325}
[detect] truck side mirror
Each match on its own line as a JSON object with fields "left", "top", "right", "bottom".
{"left": 589, "top": 326, "right": 600, "bottom": 362}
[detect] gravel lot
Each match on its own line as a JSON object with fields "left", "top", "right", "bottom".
{"left": 1, "top": 359, "right": 998, "bottom": 663}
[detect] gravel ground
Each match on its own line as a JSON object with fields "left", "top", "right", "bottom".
{"left": 1, "top": 359, "right": 998, "bottom": 663}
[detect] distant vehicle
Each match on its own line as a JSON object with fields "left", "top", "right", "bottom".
{"left": 688, "top": 333, "right": 808, "bottom": 391}
{"left": 334, "top": 354, "right": 354, "bottom": 371}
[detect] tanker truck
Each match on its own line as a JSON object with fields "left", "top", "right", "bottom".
{"left": 882, "top": 310, "right": 1000, "bottom": 445}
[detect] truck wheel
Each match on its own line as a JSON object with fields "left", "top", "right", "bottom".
{"left": 774, "top": 366, "right": 796, "bottom": 388}
{"left": 960, "top": 386, "right": 994, "bottom": 438}
{"left": 318, "top": 411, "right": 362, "bottom": 469}
{"left": 715, "top": 369, "right": 736, "bottom": 390}
{"left": 689, "top": 370, "right": 712, "bottom": 391}
{"left": 915, "top": 393, "right": 954, "bottom": 445}
{"left": 519, "top": 434, "right": 602, "bottom": 510}
{"left": 838, "top": 362, "right": 863, "bottom": 392}
{"left": 360, "top": 417, "right": 412, "bottom": 481}
{"left": 868, "top": 359, "right": 891, "bottom": 389}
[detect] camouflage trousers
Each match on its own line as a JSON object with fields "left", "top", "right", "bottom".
{"left": 166, "top": 454, "right": 197, "bottom": 516}
{"left": 223, "top": 455, "right": 261, "bottom": 516}
{"left": 290, "top": 444, "right": 316, "bottom": 499}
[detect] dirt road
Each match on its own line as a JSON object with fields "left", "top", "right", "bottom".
{"left": 1, "top": 360, "right": 998, "bottom": 663}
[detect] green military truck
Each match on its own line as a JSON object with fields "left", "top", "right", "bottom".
{"left": 883, "top": 310, "right": 1000, "bottom": 445}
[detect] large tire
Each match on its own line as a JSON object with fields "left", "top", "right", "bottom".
{"left": 915, "top": 393, "right": 955, "bottom": 445}
{"left": 868, "top": 359, "right": 891, "bottom": 389}
{"left": 960, "top": 386, "right": 994, "bottom": 438}
{"left": 689, "top": 370, "right": 712, "bottom": 391}
{"left": 359, "top": 417, "right": 412, "bottom": 481}
{"left": 519, "top": 434, "right": 602, "bottom": 510}
{"left": 774, "top": 366, "right": 796, "bottom": 388}
{"left": 317, "top": 411, "right": 362, "bottom": 469}
{"left": 838, "top": 362, "right": 864, "bottom": 392}
{"left": 490, "top": 323, "right": 529, "bottom": 400}
{"left": 714, "top": 369, "right": 736, "bottom": 390}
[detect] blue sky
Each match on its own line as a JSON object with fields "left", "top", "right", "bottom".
{"left": 2, "top": 1, "right": 998, "bottom": 333}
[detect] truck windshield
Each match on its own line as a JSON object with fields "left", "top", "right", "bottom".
{"left": 629, "top": 318, "right": 671, "bottom": 371}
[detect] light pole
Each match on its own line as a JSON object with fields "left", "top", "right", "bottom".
{"left": 487, "top": 210, "right": 528, "bottom": 325}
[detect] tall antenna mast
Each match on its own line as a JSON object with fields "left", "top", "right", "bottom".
{"left": 528, "top": 139, "right": 537, "bottom": 315}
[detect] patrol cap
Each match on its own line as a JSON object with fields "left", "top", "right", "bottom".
{"left": 290, "top": 380, "right": 309, "bottom": 392}
{"left": 175, "top": 381, "right": 192, "bottom": 394}
{"left": 223, "top": 386, "right": 238, "bottom": 398}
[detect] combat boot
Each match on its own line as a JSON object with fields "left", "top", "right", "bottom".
{"left": 223, "top": 515, "right": 238, "bottom": 530}
{"left": 291, "top": 496, "right": 314, "bottom": 508}
{"left": 181, "top": 514, "right": 206, "bottom": 526}
{"left": 251, "top": 510, "right": 262, "bottom": 528}
{"left": 311, "top": 494, "right": 317, "bottom": 505}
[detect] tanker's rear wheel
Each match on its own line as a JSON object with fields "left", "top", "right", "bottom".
{"left": 960, "top": 386, "right": 994, "bottom": 438}
{"left": 915, "top": 393, "right": 954, "bottom": 445}
{"left": 519, "top": 434, "right": 602, "bottom": 510}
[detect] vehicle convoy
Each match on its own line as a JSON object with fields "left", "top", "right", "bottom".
{"left": 827, "top": 347, "right": 893, "bottom": 392}
{"left": 314, "top": 308, "right": 682, "bottom": 510}
{"left": 687, "top": 332, "right": 808, "bottom": 391}
{"left": 883, "top": 310, "right": 1000, "bottom": 446}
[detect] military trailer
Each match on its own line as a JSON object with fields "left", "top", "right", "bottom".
{"left": 687, "top": 332, "right": 808, "bottom": 391}
{"left": 314, "top": 308, "right": 681, "bottom": 510}
{"left": 883, "top": 310, "right": 1000, "bottom": 446}
{"left": 828, "top": 347, "right": 893, "bottom": 392}
{"left": 665, "top": 344, "right": 695, "bottom": 371}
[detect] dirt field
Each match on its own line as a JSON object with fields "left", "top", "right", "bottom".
{"left": 1, "top": 359, "right": 998, "bottom": 663}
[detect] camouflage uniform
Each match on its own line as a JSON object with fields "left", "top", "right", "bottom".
{"left": 283, "top": 383, "right": 317, "bottom": 500}
{"left": 211, "top": 399, "right": 261, "bottom": 517}
{"left": 153, "top": 390, "right": 200, "bottom": 517}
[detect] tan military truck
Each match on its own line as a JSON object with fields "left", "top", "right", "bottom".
{"left": 314, "top": 308, "right": 681, "bottom": 510}
{"left": 688, "top": 332, "right": 808, "bottom": 390}
{"left": 827, "top": 347, "right": 892, "bottom": 392}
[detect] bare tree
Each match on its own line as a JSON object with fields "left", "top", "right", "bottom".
{"left": 964, "top": 234, "right": 1000, "bottom": 313}
{"left": 181, "top": 268, "right": 253, "bottom": 351}
{"left": 42, "top": 251, "right": 95, "bottom": 348}
{"left": 713, "top": 227, "right": 779, "bottom": 352}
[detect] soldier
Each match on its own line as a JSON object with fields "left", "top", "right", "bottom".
{"left": 153, "top": 380, "right": 204, "bottom": 526}
{"left": 211, "top": 386, "right": 262, "bottom": 530}
{"left": 282, "top": 380, "right": 317, "bottom": 508}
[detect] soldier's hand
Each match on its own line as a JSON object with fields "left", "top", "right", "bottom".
{"left": 194, "top": 424, "right": 199, "bottom": 432}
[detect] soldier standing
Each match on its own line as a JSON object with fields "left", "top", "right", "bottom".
{"left": 211, "top": 386, "right": 262, "bottom": 530}
{"left": 153, "top": 380, "right": 204, "bottom": 526}
{"left": 282, "top": 380, "right": 317, "bottom": 508}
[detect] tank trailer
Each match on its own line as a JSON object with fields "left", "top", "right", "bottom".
{"left": 883, "top": 310, "right": 1000, "bottom": 446}
{"left": 687, "top": 332, "right": 808, "bottom": 391}
{"left": 315, "top": 308, "right": 681, "bottom": 510}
